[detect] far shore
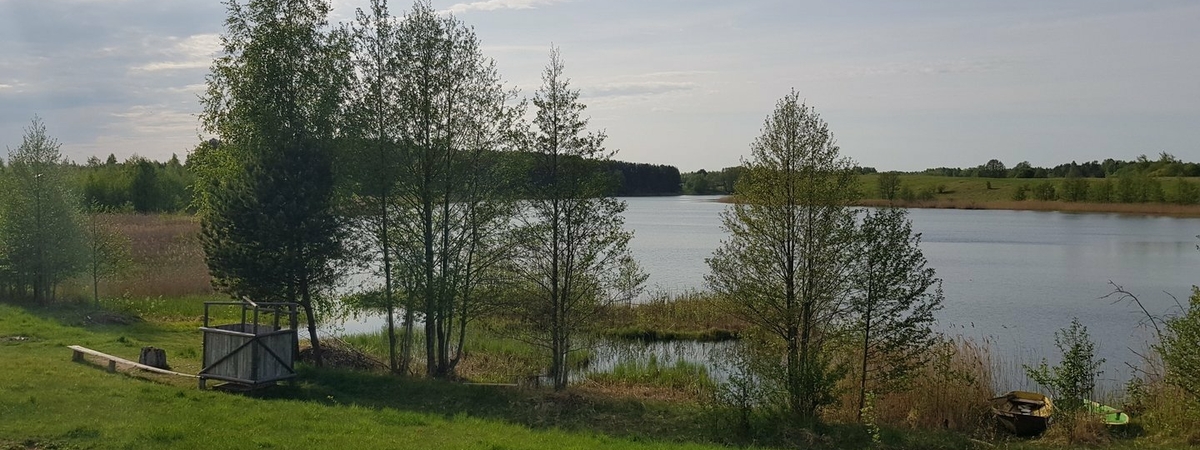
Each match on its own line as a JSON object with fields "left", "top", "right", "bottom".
{"left": 712, "top": 195, "right": 1200, "bottom": 218}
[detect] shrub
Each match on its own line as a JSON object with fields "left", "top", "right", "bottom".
{"left": 1159, "top": 287, "right": 1200, "bottom": 401}
{"left": 1031, "top": 181, "right": 1057, "bottom": 201}
{"left": 1011, "top": 185, "right": 1029, "bottom": 201}
{"left": 1024, "top": 318, "right": 1104, "bottom": 413}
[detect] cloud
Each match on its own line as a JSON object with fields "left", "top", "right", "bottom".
{"left": 443, "top": 0, "right": 566, "bottom": 15}
{"left": 586, "top": 81, "right": 698, "bottom": 98}
{"left": 131, "top": 33, "right": 220, "bottom": 73}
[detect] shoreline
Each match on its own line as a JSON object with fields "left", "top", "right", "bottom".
{"left": 711, "top": 196, "right": 1200, "bottom": 218}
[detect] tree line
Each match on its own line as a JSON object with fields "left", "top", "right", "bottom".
{"left": 924, "top": 153, "right": 1200, "bottom": 179}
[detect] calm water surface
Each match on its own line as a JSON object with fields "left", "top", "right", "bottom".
{"left": 624, "top": 195, "right": 1200, "bottom": 388}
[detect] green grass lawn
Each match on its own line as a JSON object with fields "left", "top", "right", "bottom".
{"left": 1, "top": 299, "right": 1193, "bottom": 449}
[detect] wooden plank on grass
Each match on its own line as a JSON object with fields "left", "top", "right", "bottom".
{"left": 68, "top": 345, "right": 198, "bottom": 378}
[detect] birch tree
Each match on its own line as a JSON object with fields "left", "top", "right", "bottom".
{"left": 706, "top": 91, "right": 859, "bottom": 420}
{"left": 513, "top": 47, "right": 645, "bottom": 390}
{"left": 198, "top": 0, "right": 352, "bottom": 366}
{"left": 848, "top": 207, "right": 943, "bottom": 421}
{"left": 378, "top": 1, "right": 520, "bottom": 378}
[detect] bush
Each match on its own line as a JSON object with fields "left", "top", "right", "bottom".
{"left": 1011, "top": 185, "right": 1029, "bottom": 201}
{"left": 1031, "top": 181, "right": 1057, "bottom": 201}
{"left": 1060, "top": 177, "right": 1089, "bottom": 202}
{"left": 1024, "top": 318, "right": 1104, "bottom": 413}
{"left": 1159, "top": 287, "right": 1200, "bottom": 401}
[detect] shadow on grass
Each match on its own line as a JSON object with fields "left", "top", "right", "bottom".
{"left": 239, "top": 366, "right": 971, "bottom": 450}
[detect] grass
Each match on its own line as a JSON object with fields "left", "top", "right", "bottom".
{"left": 587, "top": 355, "right": 714, "bottom": 400}
{"left": 718, "top": 175, "right": 1200, "bottom": 217}
{"left": 599, "top": 290, "right": 745, "bottom": 343}
{"left": 858, "top": 175, "right": 1200, "bottom": 217}
{"left": 0, "top": 300, "right": 978, "bottom": 450}
{"left": 59, "top": 213, "right": 214, "bottom": 301}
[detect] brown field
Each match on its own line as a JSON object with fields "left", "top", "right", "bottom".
{"left": 65, "top": 214, "right": 214, "bottom": 299}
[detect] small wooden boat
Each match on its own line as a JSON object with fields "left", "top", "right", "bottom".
{"left": 991, "top": 391, "right": 1054, "bottom": 435}
{"left": 1086, "top": 400, "right": 1130, "bottom": 426}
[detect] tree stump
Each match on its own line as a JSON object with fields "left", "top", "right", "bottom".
{"left": 139, "top": 346, "right": 169, "bottom": 370}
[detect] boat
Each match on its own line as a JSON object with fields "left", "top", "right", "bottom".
{"left": 991, "top": 391, "right": 1054, "bottom": 435}
{"left": 1087, "top": 400, "right": 1130, "bottom": 426}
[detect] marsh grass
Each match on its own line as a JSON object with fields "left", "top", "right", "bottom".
{"left": 600, "top": 290, "right": 745, "bottom": 342}
{"left": 57, "top": 214, "right": 213, "bottom": 301}
{"left": 588, "top": 355, "right": 714, "bottom": 394}
{"left": 827, "top": 338, "right": 996, "bottom": 433}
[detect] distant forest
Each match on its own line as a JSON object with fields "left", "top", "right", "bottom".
{"left": 681, "top": 153, "right": 1200, "bottom": 195}
{"left": 27, "top": 151, "right": 682, "bottom": 214}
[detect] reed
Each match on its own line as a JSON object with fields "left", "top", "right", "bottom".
{"left": 599, "top": 289, "right": 746, "bottom": 342}
{"left": 59, "top": 214, "right": 213, "bottom": 300}
{"left": 586, "top": 355, "right": 714, "bottom": 400}
{"left": 828, "top": 337, "right": 997, "bottom": 433}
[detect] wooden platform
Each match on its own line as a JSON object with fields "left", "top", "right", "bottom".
{"left": 68, "top": 345, "right": 197, "bottom": 378}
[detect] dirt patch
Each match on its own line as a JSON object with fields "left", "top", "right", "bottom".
{"left": 298, "top": 338, "right": 387, "bottom": 372}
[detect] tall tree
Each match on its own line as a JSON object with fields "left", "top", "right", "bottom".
{"left": 359, "top": 1, "right": 522, "bottom": 378}
{"left": 513, "top": 48, "right": 645, "bottom": 390}
{"left": 347, "top": 0, "right": 406, "bottom": 374}
{"left": 0, "top": 117, "right": 85, "bottom": 302}
{"left": 197, "top": 0, "right": 352, "bottom": 366}
{"left": 848, "top": 207, "right": 943, "bottom": 421}
{"left": 706, "top": 91, "right": 859, "bottom": 420}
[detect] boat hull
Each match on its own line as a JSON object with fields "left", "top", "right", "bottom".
{"left": 991, "top": 391, "right": 1054, "bottom": 436}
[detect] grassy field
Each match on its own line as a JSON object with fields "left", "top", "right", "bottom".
{"left": 852, "top": 175, "right": 1200, "bottom": 217}
{"left": 0, "top": 299, "right": 983, "bottom": 450}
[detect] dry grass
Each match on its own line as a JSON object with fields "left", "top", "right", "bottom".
{"left": 858, "top": 199, "right": 1200, "bottom": 217}
{"left": 828, "top": 338, "right": 996, "bottom": 433}
{"left": 62, "top": 214, "right": 213, "bottom": 299}
{"left": 1040, "top": 411, "right": 1113, "bottom": 446}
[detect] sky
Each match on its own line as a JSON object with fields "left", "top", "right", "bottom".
{"left": 1, "top": 0, "right": 1197, "bottom": 172}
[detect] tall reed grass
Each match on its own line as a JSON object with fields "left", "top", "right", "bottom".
{"left": 61, "top": 214, "right": 214, "bottom": 300}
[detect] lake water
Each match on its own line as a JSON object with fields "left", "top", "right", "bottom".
{"left": 330, "top": 195, "right": 1200, "bottom": 391}
{"left": 623, "top": 195, "right": 1200, "bottom": 389}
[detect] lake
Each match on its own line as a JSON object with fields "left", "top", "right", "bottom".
{"left": 623, "top": 195, "right": 1200, "bottom": 389}
{"left": 330, "top": 195, "right": 1200, "bottom": 390}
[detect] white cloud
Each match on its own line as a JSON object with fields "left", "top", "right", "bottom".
{"left": 443, "top": 0, "right": 566, "bottom": 15}
{"left": 587, "top": 81, "right": 697, "bottom": 98}
{"left": 131, "top": 33, "right": 220, "bottom": 73}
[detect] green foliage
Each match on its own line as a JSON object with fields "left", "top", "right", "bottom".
{"left": 707, "top": 91, "right": 859, "bottom": 421}
{"left": 513, "top": 47, "right": 645, "bottom": 390}
{"left": 681, "top": 166, "right": 743, "bottom": 195}
{"left": 1031, "top": 181, "right": 1057, "bottom": 201}
{"left": 199, "top": 0, "right": 352, "bottom": 365}
{"left": 1158, "top": 287, "right": 1200, "bottom": 401}
{"left": 602, "top": 160, "right": 681, "bottom": 195}
{"left": 0, "top": 116, "right": 86, "bottom": 302}
{"left": 81, "top": 209, "right": 133, "bottom": 305}
{"left": 1011, "top": 184, "right": 1029, "bottom": 201}
{"left": 877, "top": 172, "right": 901, "bottom": 201}
{"left": 1060, "top": 176, "right": 1090, "bottom": 202}
{"left": 849, "top": 207, "right": 943, "bottom": 417}
{"left": 1168, "top": 178, "right": 1200, "bottom": 205}
{"left": 1088, "top": 179, "right": 1114, "bottom": 202}
{"left": 1024, "top": 318, "right": 1104, "bottom": 413}
{"left": 589, "top": 354, "right": 714, "bottom": 392}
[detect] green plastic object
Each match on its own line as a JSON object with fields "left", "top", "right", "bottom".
{"left": 1087, "top": 400, "right": 1130, "bottom": 426}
